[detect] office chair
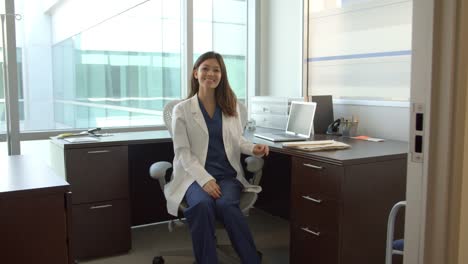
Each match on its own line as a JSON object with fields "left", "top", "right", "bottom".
{"left": 149, "top": 99, "right": 265, "bottom": 264}
{"left": 385, "top": 201, "right": 406, "bottom": 264}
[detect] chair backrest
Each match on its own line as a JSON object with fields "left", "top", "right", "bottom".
{"left": 163, "top": 100, "right": 182, "bottom": 136}
{"left": 238, "top": 100, "right": 248, "bottom": 129}
{"left": 163, "top": 99, "right": 248, "bottom": 135}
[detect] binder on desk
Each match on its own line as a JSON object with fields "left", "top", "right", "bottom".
{"left": 282, "top": 140, "right": 350, "bottom": 151}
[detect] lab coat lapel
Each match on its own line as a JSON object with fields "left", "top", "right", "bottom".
{"left": 222, "top": 112, "right": 234, "bottom": 164}
{"left": 190, "top": 95, "right": 208, "bottom": 135}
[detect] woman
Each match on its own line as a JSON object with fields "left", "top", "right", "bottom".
{"left": 164, "top": 51, "right": 269, "bottom": 264}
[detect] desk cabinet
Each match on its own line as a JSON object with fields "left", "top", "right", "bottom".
{"left": 0, "top": 155, "right": 72, "bottom": 264}
{"left": 50, "top": 131, "right": 173, "bottom": 260}
{"left": 61, "top": 145, "right": 131, "bottom": 259}
{"left": 290, "top": 156, "right": 406, "bottom": 264}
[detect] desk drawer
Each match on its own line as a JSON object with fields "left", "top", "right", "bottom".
{"left": 291, "top": 195, "right": 340, "bottom": 234}
{"left": 65, "top": 146, "right": 129, "bottom": 204}
{"left": 72, "top": 199, "right": 131, "bottom": 259}
{"left": 291, "top": 157, "right": 343, "bottom": 200}
{"left": 290, "top": 223, "right": 339, "bottom": 264}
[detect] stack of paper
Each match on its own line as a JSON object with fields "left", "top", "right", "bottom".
{"left": 63, "top": 136, "right": 100, "bottom": 143}
{"left": 282, "top": 140, "right": 350, "bottom": 151}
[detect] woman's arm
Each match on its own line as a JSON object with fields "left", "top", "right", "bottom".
{"left": 172, "top": 105, "right": 215, "bottom": 187}
{"left": 235, "top": 106, "right": 269, "bottom": 157}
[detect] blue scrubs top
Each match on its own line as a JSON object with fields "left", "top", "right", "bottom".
{"left": 198, "top": 100, "right": 237, "bottom": 181}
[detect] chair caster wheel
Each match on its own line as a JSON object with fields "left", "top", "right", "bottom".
{"left": 153, "top": 256, "right": 165, "bottom": 264}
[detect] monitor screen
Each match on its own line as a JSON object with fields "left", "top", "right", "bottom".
{"left": 286, "top": 101, "right": 317, "bottom": 136}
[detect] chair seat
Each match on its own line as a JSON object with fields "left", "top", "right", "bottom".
{"left": 392, "top": 239, "right": 404, "bottom": 251}
{"left": 178, "top": 192, "right": 258, "bottom": 215}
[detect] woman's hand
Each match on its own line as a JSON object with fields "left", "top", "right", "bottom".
{"left": 203, "top": 180, "right": 222, "bottom": 199}
{"left": 253, "top": 144, "right": 270, "bottom": 157}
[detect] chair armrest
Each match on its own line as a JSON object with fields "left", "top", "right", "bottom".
{"left": 149, "top": 161, "right": 173, "bottom": 189}
{"left": 385, "top": 201, "right": 406, "bottom": 264}
{"left": 245, "top": 156, "right": 264, "bottom": 186}
{"left": 245, "top": 156, "right": 264, "bottom": 173}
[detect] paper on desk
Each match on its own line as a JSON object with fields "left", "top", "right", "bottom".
{"left": 282, "top": 140, "right": 350, "bottom": 151}
{"left": 63, "top": 136, "right": 100, "bottom": 143}
{"left": 351, "top": 136, "right": 385, "bottom": 142}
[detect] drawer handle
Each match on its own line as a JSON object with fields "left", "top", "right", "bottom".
{"left": 90, "top": 204, "right": 113, "bottom": 210}
{"left": 87, "top": 150, "right": 111, "bottom": 154}
{"left": 303, "top": 163, "right": 323, "bottom": 170}
{"left": 301, "top": 227, "right": 321, "bottom": 236}
{"left": 302, "top": 195, "right": 322, "bottom": 203}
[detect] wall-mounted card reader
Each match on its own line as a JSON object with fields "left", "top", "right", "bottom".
{"left": 412, "top": 103, "right": 425, "bottom": 163}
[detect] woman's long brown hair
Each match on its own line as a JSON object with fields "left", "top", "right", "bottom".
{"left": 188, "top": 51, "right": 237, "bottom": 117}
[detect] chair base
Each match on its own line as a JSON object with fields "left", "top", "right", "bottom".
{"left": 152, "top": 247, "right": 263, "bottom": 264}
{"left": 153, "top": 256, "right": 196, "bottom": 264}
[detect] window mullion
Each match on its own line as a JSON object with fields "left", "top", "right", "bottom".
{"left": 181, "top": 0, "right": 193, "bottom": 98}
{"left": 3, "top": 0, "right": 20, "bottom": 155}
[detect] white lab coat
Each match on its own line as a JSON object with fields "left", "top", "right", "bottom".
{"left": 164, "top": 95, "right": 262, "bottom": 216}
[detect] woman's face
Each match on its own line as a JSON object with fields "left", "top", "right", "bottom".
{"left": 194, "top": 58, "right": 222, "bottom": 90}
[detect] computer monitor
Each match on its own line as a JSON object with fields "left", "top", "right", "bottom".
{"left": 310, "top": 95, "right": 334, "bottom": 134}
{"left": 286, "top": 101, "right": 317, "bottom": 137}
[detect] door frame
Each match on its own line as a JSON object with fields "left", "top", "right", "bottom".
{"left": 406, "top": 0, "right": 468, "bottom": 263}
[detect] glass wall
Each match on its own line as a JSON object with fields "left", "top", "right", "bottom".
{"left": 0, "top": 0, "right": 251, "bottom": 159}
{"left": 52, "top": 0, "right": 182, "bottom": 129}
{"left": 194, "top": 0, "right": 247, "bottom": 100}
{"left": 0, "top": 51, "right": 24, "bottom": 133}
{"left": 3, "top": 0, "right": 248, "bottom": 132}
{"left": 0, "top": 3, "right": 4, "bottom": 134}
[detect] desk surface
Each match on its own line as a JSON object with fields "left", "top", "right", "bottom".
{"left": 51, "top": 128, "right": 408, "bottom": 165}
{"left": 0, "top": 155, "right": 69, "bottom": 198}
{"left": 249, "top": 128, "right": 408, "bottom": 165}
{"left": 51, "top": 130, "right": 171, "bottom": 149}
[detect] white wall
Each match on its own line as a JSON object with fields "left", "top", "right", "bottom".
{"left": 334, "top": 103, "right": 409, "bottom": 141}
{"left": 259, "top": 0, "right": 410, "bottom": 141}
{"left": 259, "top": 0, "right": 302, "bottom": 98}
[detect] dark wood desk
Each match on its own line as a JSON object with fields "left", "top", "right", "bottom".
{"left": 0, "top": 155, "right": 72, "bottom": 264}
{"left": 50, "top": 131, "right": 173, "bottom": 260}
{"left": 249, "top": 128, "right": 408, "bottom": 264}
{"left": 50, "top": 129, "right": 407, "bottom": 263}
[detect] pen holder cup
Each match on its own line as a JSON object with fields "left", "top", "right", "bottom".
{"left": 341, "top": 121, "right": 359, "bottom": 137}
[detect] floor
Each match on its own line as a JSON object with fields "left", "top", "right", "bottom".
{"left": 79, "top": 208, "right": 290, "bottom": 264}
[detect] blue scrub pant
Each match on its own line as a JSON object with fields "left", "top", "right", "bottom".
{"left": 183, "top": 178, "right": 260, "bottom": 264}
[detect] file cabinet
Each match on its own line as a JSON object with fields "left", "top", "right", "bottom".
{"left": 50, "top": 131, "right": 173, "bottom": 261}
{"left": 52, "top": 144, "right": 131, "bottom": 260}
{"left": 289, "top": 155, "right": 406, "bottom": 264}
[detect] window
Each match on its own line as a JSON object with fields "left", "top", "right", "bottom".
{"left": 194, "top": 0, "right": 247, "bottom": 100}
{"left": 3, "top": 0, "right": 249, "bottom": 132}
{"left": 1, "top": 0, "right": 252, "bottom": 156}
{"left": 52, "top": 0, "right": 181, "bottom": 129}
{"left": 0, "top": 48, "right": 24, "bottom": 133}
